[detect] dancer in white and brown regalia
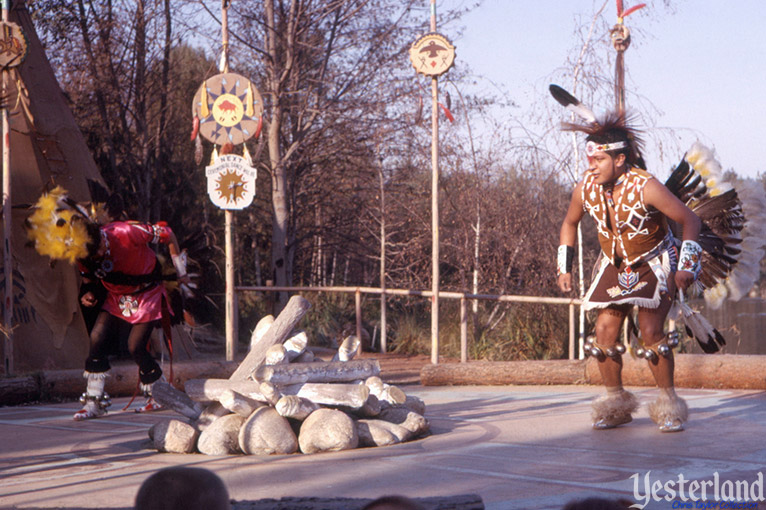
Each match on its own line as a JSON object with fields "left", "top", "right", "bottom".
{"left": 552, "top": 84, "right": 766, "bottom": 433}
{"left": 556, "top": 112, "right": 700, "bottom": 432}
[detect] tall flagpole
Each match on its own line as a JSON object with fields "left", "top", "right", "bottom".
{"left": 221, "top": 0, "right": 235, "bottom": 361}
{"left": 429, "top": 0, "right": 440, "bottom": 365}
{"left": 2, "top": 0, "right": 13, "bottom": 375}
{"left": 408, "top": 2, "right": 454, "bottom": 365}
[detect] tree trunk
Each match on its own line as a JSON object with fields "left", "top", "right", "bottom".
{"left": 264, "top": 0, "right": 290, "bottom": 312}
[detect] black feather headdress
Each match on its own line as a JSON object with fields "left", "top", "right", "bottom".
{"left": 562, "top": 110, "right": 646, "bottom": 168}
{"left": 549, "top": 85, "right": 645, "bottom": 167}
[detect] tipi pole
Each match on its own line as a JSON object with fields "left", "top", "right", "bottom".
{"left": 2, "top": 0, "right": 13, "bottom": 375}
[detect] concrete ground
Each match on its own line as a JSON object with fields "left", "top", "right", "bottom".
{"left": 1, "top": 384, "right": 766, "bottom": 510}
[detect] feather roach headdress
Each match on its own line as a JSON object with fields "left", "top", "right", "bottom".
{"left": 550, "top": 85, "right": 645, "bottom": 167}
{"left": 25, "top": 186, "right": 100, "bottom": 264}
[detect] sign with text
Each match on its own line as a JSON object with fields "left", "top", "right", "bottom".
{"left": 206, "top": 154, "right": 256, "bottom": 210}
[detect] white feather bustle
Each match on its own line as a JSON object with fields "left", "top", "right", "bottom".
{"left": 685, "top": 143, "right": 766, "bottom": 309}
{"left": 648, "top": 391, "right": 688, "bottom": 426}
{"left": 591, "top": 389, "right": 638, "bottom": 423}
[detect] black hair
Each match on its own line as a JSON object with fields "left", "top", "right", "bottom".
{"left": 564, "top": 111, "right": 646, "bottom": 168}
{"left": 83, "top": 221, "right": 102, "bottom": 260}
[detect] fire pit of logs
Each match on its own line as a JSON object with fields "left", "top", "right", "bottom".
{"left": 149, "top": 295, "right": 429, "bottom": 455}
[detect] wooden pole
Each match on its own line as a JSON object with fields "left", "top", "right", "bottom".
{"left": 221, "top": 0, "right": 236, "bottom": 361}
{"left": 225, "top": 210, "right": 235, "bottom": 360}
{"left": 2, "top": 0, "right": 13, "bottom": 375}
{"left": 378, "top": 158, "right": 387, "bottom": 353}
{"left": 429, "top": 0, "right": 440, "bottom": 365}
{"left": 460, "top": 296, "right": 467, "bottom": 363}
{"left": 568, "top": 302, "right": 575, "bottom": 360}
{"left": 355, "top": 287, "right": 362, "bottom": 356}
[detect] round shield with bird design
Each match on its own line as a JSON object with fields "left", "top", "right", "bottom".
{"left": 409, "top": 33, "right": 455, "bottom": 77}
{"left": 192, "top": 73, "right": 264, "bottom": 146}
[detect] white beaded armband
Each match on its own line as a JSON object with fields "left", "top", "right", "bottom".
{"left": 557, "top": 245, "right": 574, "bottom": 275}
{"left": 677, "top": 240, "right": 702, "bottom": 277}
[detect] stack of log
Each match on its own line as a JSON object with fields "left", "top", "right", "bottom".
{"left": 149, "top": 296, "right": 429, "bottom": 455}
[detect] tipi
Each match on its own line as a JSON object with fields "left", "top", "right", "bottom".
{"left": 1, "top": 0, "right": 103, "bottom": 374}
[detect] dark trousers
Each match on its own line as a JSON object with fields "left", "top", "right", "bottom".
{"left": 85, "top": 311, "right": 162, "bottom": 384}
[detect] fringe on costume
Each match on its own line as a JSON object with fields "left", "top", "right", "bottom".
{"left": 591, "top": 388, "right": 639, "bottom": 423}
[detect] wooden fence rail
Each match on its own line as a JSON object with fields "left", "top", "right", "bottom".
{"left": 235, "top": 285, "right": 582, "bottom": 363}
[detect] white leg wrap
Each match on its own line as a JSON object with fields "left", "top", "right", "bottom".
{"left": 591, "top": 387, "right": 638, "bottom": 429}
{"left": 74, "top": 372, "right": 111, "bottom": 420}
{"left": 85, "top": 371, "right": 107, "bottom": 396}
{"left": 648, "top": 388, "right": 688, "bottom": 432}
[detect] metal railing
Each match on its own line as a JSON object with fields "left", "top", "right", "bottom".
{"left": 235, "top": 285, "right": 582, "bottom": 362}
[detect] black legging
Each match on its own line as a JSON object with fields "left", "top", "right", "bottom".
{"left": 85, "top": 311, "right": 162, "bottom": 384}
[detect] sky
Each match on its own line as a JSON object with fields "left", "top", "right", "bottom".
{"left": 435, "top": 0, "right": 766, "bottom": 180}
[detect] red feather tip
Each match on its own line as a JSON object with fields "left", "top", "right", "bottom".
{"left": 621, "top": 3, "right": 646, "bottom": 18}
{"left": 254, "top": 116, "right": 263, "bottom": 139}
{"left": 190, "top": 115, "right": 200, "bottom": 141}
{"left": 439, "top": 102, "right": 455, "bottom": 123}
{"left": 616, "top": 0, "right": 624, "bottom": 16}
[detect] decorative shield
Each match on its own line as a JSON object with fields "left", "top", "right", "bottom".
{"left": 0, "top": 22, "right": 28, "bottom": 68}
{"left": 206, "top": 154, "right": 256, "bottom": 210}
{"left": 408, "top": 33, "right": 455, "bottom": 77}
{"left": 192, "top": 73, "right": 264, "bottom": 146}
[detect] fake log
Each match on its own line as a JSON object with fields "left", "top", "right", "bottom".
{"left": 365, "top": 376, "right": 406, "bottom": 404}
{"left": 280, "top": 382, "right": 370, "bottom": 409}
{"left": 185, "top": 378, "right": 370, "bottom": 409}
{"left": 219, "top": 389, "right": 264, "bottom": 417}
{"left": 254, "top": 359, "right": 381, "bottom": 385}
{"left": 250, "top": 314, "right": 274, "bottom": 350}
{"left": 332, "top": 335, "right": 360, "bottom": 362}
{"left": 230, "top": 295, "right": 312, "bottom": 381}
{"left": 152, "top": 380, "right": 204, "bottom": 420}
{"left": 260, "top": 381, "right": 280, "bottom": 406}
{"left": 292, "top": 350, "right": 315, "bottom": 363}
{"left": 185, "top": 379, "right": 267, "bottom": 403}
{"left": 275, "top": 395, "right": 319, "bottom": 420}
{"left": 284, "top": 331, "right": 308, "bottom": 361}
{"left": 420, "top": 359, "right": 586, "bottom": 386}
{"left": 264, "top": 344, "right": 288, "bottom": 366}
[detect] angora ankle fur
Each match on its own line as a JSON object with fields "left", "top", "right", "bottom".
{"left": 648, "top": 393, "right": 689, "bottom": 425}
{"left": 591, "top": 389, "right": 639, "bottom": 422}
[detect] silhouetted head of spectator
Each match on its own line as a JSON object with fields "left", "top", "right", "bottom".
{"left": 134, "top": 466, "right": 230, "bottom": 510}
{"left": 562, "top": 497, "right": 633, "bottom": 510}
{"left": 362, "top": 495, "right": 425, "bottom": 510}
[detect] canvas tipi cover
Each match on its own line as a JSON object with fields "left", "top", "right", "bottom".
{"left": 0, "top": 0, "right": 103, "bottom": 374}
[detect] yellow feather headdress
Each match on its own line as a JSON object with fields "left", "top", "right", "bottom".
{"left": 26, "top": 186, "right": 93, "bottom": 264}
